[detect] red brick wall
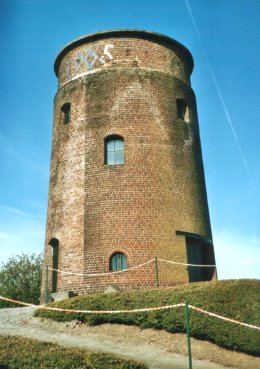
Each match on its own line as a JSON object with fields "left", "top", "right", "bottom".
{"left": 41, "top": 30, "right": 216, "bottom": 301}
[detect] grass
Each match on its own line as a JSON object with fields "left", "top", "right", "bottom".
{"left": 35, "top": 279, "right": 260, "bottom": 356}
{"left": 0, "top": 336, "right": 147, "bottom": 369}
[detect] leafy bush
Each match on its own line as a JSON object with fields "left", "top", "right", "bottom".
{"left": 35, "top": 280, "right": 260, "bottom": 356}
{"left": 0, "top": 253, "right": 42, "bottom": 308}
{"left": 0, "top": 336, "right": 147, "bottom": 369}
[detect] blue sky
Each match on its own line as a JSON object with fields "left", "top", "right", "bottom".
{"left": 0, "top": 0, "right": 259, "bottom": 280}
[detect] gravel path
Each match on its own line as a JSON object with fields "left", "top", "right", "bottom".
{"left": 0, "top": 307, "right": 259, "bottom": 369}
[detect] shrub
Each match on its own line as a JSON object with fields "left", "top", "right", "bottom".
{"left": 0, "top": 253, "right": 42, "bottom": 308}
{"left": 35, "top": 280, "right": 260, "bottom": 356}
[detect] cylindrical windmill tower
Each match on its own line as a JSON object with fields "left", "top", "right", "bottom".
{"left": 41, "top": 30, "right": 216, "bottom": 301}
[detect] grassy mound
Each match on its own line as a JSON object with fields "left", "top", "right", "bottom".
{"left": 35, "top": 279, "right": 260, "bottom": 356}
{"left": 0, "top": 336, "right": 147, "bottom": 369}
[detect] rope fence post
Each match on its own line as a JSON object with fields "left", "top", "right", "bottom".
{"left": 185, "top": 301, "right": 192, "bottom": 369}
{"left": 45, "top": 265, "right": 49, "bottom": 304}
{"left": 155, "top": 256, "right": 159, "bottom": 288}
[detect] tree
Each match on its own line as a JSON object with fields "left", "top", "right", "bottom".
{"left": 0, "top": 253, "right": 43, "bottom": 308}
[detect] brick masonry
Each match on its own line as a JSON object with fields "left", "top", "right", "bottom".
{"left": 41, "top": 30, "right": 216, "bottom": 301}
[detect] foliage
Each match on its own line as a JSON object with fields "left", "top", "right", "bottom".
{"left": 0, "top": 253, "right": 43, "bottom": 308}
{"left": 35, "top": 279, "right": 260, "bottom": 356}
{"left": 0, "top": 336, "right": 147, "bottom": 369}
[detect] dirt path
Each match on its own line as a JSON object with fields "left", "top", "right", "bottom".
{"left": 0, "top": 307, "right": 259, "bottom": 369}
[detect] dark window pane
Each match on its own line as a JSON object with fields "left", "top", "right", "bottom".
{"left": 111, "top": 255, "right": 117, "bottom": 270}
{"left": 110, "top": 252, "right": 127, "bottom": 271}
{"left": 121, "top": 254, "right": 127, "bottom": 269}
{"left": 61, "top": 103, "right": 71, "bottom": 125}
{"left": 176, "top": 99, "right": 189, "bottom": 122}
{"left": 64, "top": 110, "right": 70, "bottom": 124}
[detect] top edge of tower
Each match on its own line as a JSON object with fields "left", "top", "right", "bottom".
{"left": 54, "top": 29, "right": 194, "bottom": 77}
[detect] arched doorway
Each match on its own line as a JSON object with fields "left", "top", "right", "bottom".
{"left": 48, "top": 238, "right": 59, "bottom": 293}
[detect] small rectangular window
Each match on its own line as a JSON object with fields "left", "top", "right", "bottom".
{"left": 105, "top": 135, "right": 124, "bottom": 165}
{"left": 177, "top": 99, "right": 189, "bottom": 122}
{"left": 110, "top": 252, "right": 127, "bottom": 271}
{"left": 61, "top": 103, "right": 71, "bottom": 125}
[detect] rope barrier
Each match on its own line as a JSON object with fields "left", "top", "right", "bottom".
{"left": 39, "top": 303, "right": 185, "bottom": 314}
{"left": 189, "top": 305, "right": 260, "bottom": 331}
{"left": 0, "top": 295, "right": 184, "bottom": 314}
{"left": 49, "top": 259, "right": 154, "bottom": 277}
{"left": 159, "top": 259, "right": 217, "bottom": 268}
{"left": 47, "top": 258, "right": 260, "bottom": 278}
{"left": 159, "top": 258, "right": 260, "bottom": 268}
{"left": 0, "top": 295, "right": 259, "bottom": 330}
{"left": 0, "top": 296, "right": 35, "bottom": 308}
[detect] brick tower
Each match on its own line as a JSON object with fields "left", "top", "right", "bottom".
{"left": 41, "top": 30, "right": 216, "bottom": 300}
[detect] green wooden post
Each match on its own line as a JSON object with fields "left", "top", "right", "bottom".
{"left": 45, "top": 265, "right": 49, "bottom": 304}
{"left": 185, "top": 301, "right": 192, "bottom": 369}
{"left": 155, "top": 256, "right": 159, "bottom": 288}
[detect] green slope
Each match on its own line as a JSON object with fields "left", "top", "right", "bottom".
{"left": 0, "top": 336, "right": 147, "bottom": 369}
{"left": 35, "top": 279, "right": 260, "bottom": 356}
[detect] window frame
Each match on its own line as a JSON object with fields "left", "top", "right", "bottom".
{"left": 176, "top": 99, "right": 190, "bottom": 123}
{"left": 109, "top": 252, "right": 127, "bottom": 271}
{"left": 61, "top": 103, "right": 71, "bottom": 125}
{"left": 104, "top": 135, "right": 124, "bottom": 165}
{"left": 48, "top": 238, "right": 59, "bottom": 293}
